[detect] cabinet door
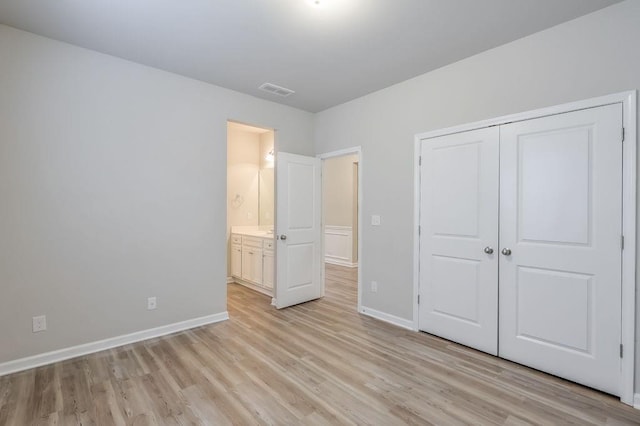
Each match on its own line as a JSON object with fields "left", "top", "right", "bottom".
{"left": 231, "top": 244, "right": 242, "bottom": 278}
{"left": 242, "top": 247, "right": 263, "bottom": 285}
{"left": 251, "top": 248, "right": 263, "bottom": 284}
{"left": 241, "top": 247, "right": 253, "bottom": 282}
{"left": 263, "top": 250, "right": 274, "bottom": 289}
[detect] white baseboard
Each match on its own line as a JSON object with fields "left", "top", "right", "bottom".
{"left": 227, "top": 276, "right": 234, "bottom": 284}
{"left": 360, "top": 306, "right": 414, "bottom": 330}
{"left": 325, "top": 257, "right": 358, "bottom": 268}
{"left": 634, "top": 393, "right": 640, "bottom": 409}
{"left": 231, "top": 277, "right": 273, "bottom": 297}
{"left": 0, "top": 311, "right": 229, "bottom": 377}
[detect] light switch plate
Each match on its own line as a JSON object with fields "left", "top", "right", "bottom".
{"left": 147, "top": 297, "right": 157, "bottom": 310}
{"left": 32, "top": 315, "right": 47, "bottom": 333}
{"left": 371, "top": 215, "right": 381, "bottom": 226}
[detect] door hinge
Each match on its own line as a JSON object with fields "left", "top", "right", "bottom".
{"left": 419, "top": 156, "right": 422, "bottom": 166}
{"left": 620, "top": 343, "right": 624, "bottom": 358}
{"left": 418, "top": 225, "right": 421, "bottom": 236}
{"left": 417, "top": 294, "right": 420, "bottom": 305}
{"left": 622, "top": 127, "right": 625, "bottom": 142}
{"left": 621, "top": 235, "right": 625, "bottom": 250}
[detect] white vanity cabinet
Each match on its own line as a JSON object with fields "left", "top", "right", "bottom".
{"left": 231, "top": 244, "right": 242, "bottom": 278}
{"left": 230, "top": 232, "right": 275, "bottom": 295}
{"left": 230, "top": 234, "right": 242, "bottom": 279}
{"left": 262, "top": 239, "right": 274, "bottom": 290}
{"left": 240, "top": 237, "right": 260, "bottom": 283}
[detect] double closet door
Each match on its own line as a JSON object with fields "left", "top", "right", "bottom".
{"left": 418, "top": 104, "right": 623, "bottom": 396}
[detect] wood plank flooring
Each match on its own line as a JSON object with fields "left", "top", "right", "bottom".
{"left": 1, "top": 264, "right": 639, "bottom": 425}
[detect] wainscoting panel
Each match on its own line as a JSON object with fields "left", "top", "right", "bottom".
{"left": 325, "top": 225, "right": 357, "bottom": 267}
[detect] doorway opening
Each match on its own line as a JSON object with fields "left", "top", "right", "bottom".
{"left": 320, "top": 148, "right": 362, "bottom": 312}
{"left": 226, "top": 121, "right": 275, "bottom": 301}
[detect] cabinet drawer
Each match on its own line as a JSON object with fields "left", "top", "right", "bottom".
{"left": 231, "top": 234, "right": 242, "bottom": 244}
{"left": 242, "top": 236, "right": 263, "bottom": 248}
{"left": 263, "top": 239, "right": 275, "bottom": 250}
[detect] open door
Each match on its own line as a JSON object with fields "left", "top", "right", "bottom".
{"left": 274, "top": 152, "right": 322, "bottom": 308}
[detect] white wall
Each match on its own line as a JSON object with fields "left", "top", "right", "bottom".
{"left": 0, "top": 24, "right": 314, "bottom": 365}
{"left": 227, "top": 125, "right": 260, "bottom": 276}
{"left": 323, "top": 154, "right": 357, "bottom": 227}
{"left": 227, "top": 126, "right": 261, "bottom": 231}
{"left": 259, "top": 132, "right": 275, "bottom": 170}
{"left": 314, "top": 0, "right": 640, "bottom": 388}
{"left": 259, "top": 132, "right": 275, "bottom": 226}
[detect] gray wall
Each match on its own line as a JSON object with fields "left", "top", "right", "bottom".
{"left": 314, "top": 0, "right": 640, "bottom": 390}
{"left": 0, "top": 25, "right": 314, "bottom": 364}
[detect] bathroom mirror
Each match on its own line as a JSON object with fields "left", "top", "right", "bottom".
{"left": 259, "top": 168, "right": 274, "bottom": 226}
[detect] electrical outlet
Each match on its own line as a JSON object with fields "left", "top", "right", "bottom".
{"left": 32, "top": 315, "right": 47, "bottom": 333}
{"left": 147, "top": 297, "right": 157, "bottom": 310}
{"left": 371, "top": 215, "right": 381, "bottom": 226}
{"left": 371, "top": 281, "right": 378, "bottom": 293}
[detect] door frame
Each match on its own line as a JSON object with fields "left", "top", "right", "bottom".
{"left": 318, "top": 147, "right": 363, "bottom": 312}
{"left": 412, "top": 90, "right": 637, "bottom": 405}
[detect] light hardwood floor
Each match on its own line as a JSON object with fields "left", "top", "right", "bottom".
{"left": 1, "top": 264, "right": 639, "bottom": 425}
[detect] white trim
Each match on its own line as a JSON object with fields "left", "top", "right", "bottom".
{"left": 318, "top": 146, "right": 363, "bottom": 313}
{"left": 620, "top": 90, "right": 637, "bottom": 406}
{"left": 227, "top": 276, "right": 234, "bottom": 284}
{"left": 360, "top": 306, "right": 414, "bottom": 330}
{"left": 412, "top": 137, "right": 421, "bottom": 331}
{"left": 232, "top": 277, "right": 273, "bottom": 297}
{"left": 634, "top": 393, "right": 640, "bottom": 410}
{"left": 318, "top": 147, "right": 361, "bottom": 160}
{"left": 416, "top": 91, "right": 635, "bottom": 141}
{"left": 324, "top": 225, "right": 352, "bottom": 231}
{"left": 325, "top": 259, "right": 358, "bottom": 268}
{"left": 413, "top": 90, "right": 637, "bottom": 405}
{"left": 0, "top": 312, "right": 229, "bottom": 377}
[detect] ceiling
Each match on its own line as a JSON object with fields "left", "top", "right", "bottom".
{"left": 0, "top": 0, "right": 622, "bottom": 112}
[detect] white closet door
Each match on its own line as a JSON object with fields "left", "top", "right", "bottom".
{"left": 419, "top": 127, "right": 499, "bottom": 355}
{"left": 499, "top": 104, "right": 622, "bottom": 396}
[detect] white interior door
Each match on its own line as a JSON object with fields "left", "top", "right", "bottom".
{"left": 275, "top": 152, "right": 322, "bottom": 309}
{"left": 419, "top": 127, "right": 499, "bottom": 355}
{"left": 499, "top": 104, "right": 623, "bottom": 396}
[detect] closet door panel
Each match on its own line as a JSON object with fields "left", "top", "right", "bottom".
{"left": 499, "top": 103, "right": 623, "bottom": 396}
{"left": 419, "top": 127, "right": 499, "bottom": 355}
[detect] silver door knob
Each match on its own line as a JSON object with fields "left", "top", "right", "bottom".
{"left": 483, "top": 246, "right": 494, "bottom": 254}
{"left": 501, "top": 248, "right": 512, "bottom": 256}
{"left": 279, "top": 235, "right": 287, "bottom": 241}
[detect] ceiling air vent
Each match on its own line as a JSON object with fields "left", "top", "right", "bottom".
{"left": 259, "top": 82, "right": 295, "bottom": 97}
